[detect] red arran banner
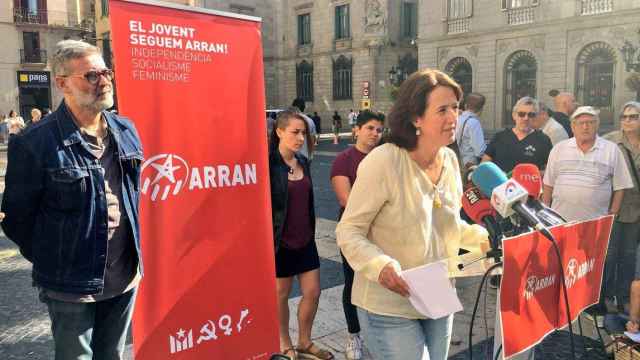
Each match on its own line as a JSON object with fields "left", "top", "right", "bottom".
{"left": 500, "top": 216, "right": 613, "bottom": 359}
{"left": 109, "top": 1, "right": 279, "bottom": 358}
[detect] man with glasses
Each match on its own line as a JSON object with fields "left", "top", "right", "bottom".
{"left": 2, "top": 40, "right": 143, "bottom": 359}
{"left": 542, "top": 106, "right": 633, "bottom": 222}
{"left": 482, "top": 96, "right": 552, "bottom": 173}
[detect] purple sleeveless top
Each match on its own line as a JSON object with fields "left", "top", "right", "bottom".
{"left": 281, "top": 174, "right": 312, "bottom": 250}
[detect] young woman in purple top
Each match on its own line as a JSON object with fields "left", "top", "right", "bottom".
{"left": 330, "top": 110, "right": 385, "bottom": 360}
{"left": 269, "top": 110, "right": 334, "bottom": 360}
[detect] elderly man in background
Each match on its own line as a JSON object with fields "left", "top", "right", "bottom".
{"left": 531, "top": 101, "right": 569, "bottom": 146}
{"left": 456, "top": 93, "right": 486, "bottom": 169}
{"left": 543, "top": 106, "right": 633, "bottom": 221}
{"left": 552, "top": 92, "right": 576, "bottom": 137}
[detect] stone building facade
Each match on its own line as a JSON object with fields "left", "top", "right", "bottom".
{"left": 0, "top": 0, "right": 93, "bottom": 120}
{"left": 419, "top": 0, "right": 640, "bottom": 130}
{"left": 269, "top": 0, "right": 419, "bottom": 126}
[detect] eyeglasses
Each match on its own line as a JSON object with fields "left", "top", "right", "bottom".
{"left": 517, "top": 112, "right": 537, "bottom": 119}
{"left": 61, "top": 69, "right": 114, "bottom": 85}
{"left": 620, "top": 114, "right": 640, "bottom": 121}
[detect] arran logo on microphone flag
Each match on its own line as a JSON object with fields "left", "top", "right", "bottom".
{"left": 499, "top": 216, "right": 612, "bottom": 359}
{"left": 109, "top": 1, "right": 279, "bottom": 359}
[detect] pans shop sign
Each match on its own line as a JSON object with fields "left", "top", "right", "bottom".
{"left": 17, "top": 71, "right": 50, "bottom": 88}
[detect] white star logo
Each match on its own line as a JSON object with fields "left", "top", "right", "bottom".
{"left": 150, "top": 154, "right": 181, "bottom": 185}
{"left": 177, "top": 328, "right": 186, "bottom": 338}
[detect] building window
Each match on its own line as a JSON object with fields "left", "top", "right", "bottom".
{"left": 401, "top": 2, "right": 417, "bottom": 39}
{"left": 21, "top": 31, "right": 45, "bottom": 63}
{"left": 335, "top": 4, "right": 350, "bottom": 40}
{"left": 102, "top": 33, "right": 112, "bottom": 69}
{"left": 504, "top": 50, "right": 537, "bottom": 126}
{"left": 14, "top": 0, "right": 47, "bottom": 24}
{"left": 333, "top": 55, "right": 352, "bottom": 100}
{"left": 445, "top": 0, "right": 472, "bottom": 34}
{"left": 447, "top": 0, "right": 472, "bottom": 19}
{"left": 101, "top": 0, "right": 109, "bottom": 17}
{"left": 298, "top": 13, "right": 311, "bottom": 45}
{"left": 445, "top": 57, "right": 472, "bottom": 95}
{"left": 580, "top": 0, "right": 613, "bottom": 15}
{"left": 576, "top": 42, "right": 615, "bottom": 124}
{"left": 501, "top": 0, "right": 538, "bottom": 9}
{"left": 296, "top": 60, "right": 314, "bottom": 101}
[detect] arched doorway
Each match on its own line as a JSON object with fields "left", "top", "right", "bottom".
{"left": 576, "top": 42, "right": 615, "bottom": 124}
{"left": 504, "top": 50, "right": 537, "bottom": 126}
{"left": 445, "top": 57, "right": 473, "bottom": 96}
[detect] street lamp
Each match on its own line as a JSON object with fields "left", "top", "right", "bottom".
{"left": 388, "top": 65, "right": 407, "bottom": 87}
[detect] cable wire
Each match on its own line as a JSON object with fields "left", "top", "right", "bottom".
{"left": 469, "top": 261, "right": 502, "bottom": 360}
{"left": 540, "top": 228, "right": 577, "bottom": 360}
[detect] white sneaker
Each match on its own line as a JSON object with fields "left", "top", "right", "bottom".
{"left": 345, "top": 334, "right": 362, "bottom": 360}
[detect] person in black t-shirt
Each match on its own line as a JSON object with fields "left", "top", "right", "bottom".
{"left": 482, "top": 96, "right": 553, "bottom": 173}
{"left": 552, "top": 92, "right": 576, "bottom": 138}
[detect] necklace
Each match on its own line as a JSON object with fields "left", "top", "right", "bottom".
{"left": 287, "top": 166, "right": 294, "bottom": 175}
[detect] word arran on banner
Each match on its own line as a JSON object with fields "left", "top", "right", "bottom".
{"left": 140, "top": 154, "right": 257, "bottom": 202}
{"left": 565, "top": 257, "right": 595, "bottom": 289}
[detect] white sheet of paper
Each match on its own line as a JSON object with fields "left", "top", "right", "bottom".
{"left": 625, "top": 331, "right": 640, "bottom": 343}
{"left": 401, "top": 260, "right": 463, "bottom": 319}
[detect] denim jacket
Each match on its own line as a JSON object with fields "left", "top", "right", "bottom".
{"left": 1, "top": 101, "right": 144, "bottom": 294}
{"left": 268, "top": 148, "right": 315, "bottom": 253}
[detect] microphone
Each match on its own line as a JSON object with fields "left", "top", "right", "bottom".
{"left": 512, "top": 163, "right": 541, "bottom": 198}
{"left": 471, "top": 162, "right": 507, "bottom": 198}
{"left": 513, "top": 163, "right": 566, "bottom": 226}
{"left": 462, "top": 187, "right": 503, "bottom": 263}
{"left": 471, "top": 162, "right": 551, "bottom": 237}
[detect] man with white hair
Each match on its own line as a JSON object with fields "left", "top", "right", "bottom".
{"left": 543, "top": 106, "right": 633, "bottom": 221}
{"left": 2, "top": 39, "right": 144, "bottom": 359}
{"left": 531, "top": 101, "right": 568, "bottom": 146}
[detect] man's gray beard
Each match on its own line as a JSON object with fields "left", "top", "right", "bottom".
{"left": 72, "top": 88, "right": 114, "bottom": 113}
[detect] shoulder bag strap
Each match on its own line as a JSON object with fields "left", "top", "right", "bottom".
{"left": 622, "top": 145, "right": 640, "bottom": 191}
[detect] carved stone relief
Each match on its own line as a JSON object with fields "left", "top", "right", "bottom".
{"left": 364, "top": 0, "right": 386, "bottom": 34}
{"left": 467, "top": 45, "right": 479, "bottom": 58}
{"left": 438, "top": 48, "right": 450, "bottom": 66}
{"left": 497, "top": 41, "right": 510, "bottom": 56}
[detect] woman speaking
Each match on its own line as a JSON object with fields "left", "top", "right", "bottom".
{"left": 336, "top": 69, "right": 489, "bottom": 360}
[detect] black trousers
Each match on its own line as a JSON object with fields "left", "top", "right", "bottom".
{"left": 341, "top": 251, "right": 361, "bottom": 334}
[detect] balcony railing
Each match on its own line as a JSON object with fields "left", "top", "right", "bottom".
{"left": 507, "top": 6, "right": 535, "bottom": 25}
{"left": 580, "top": 0, "right": 613, "bottom": 15}
{"left": 14, "top": 7, "right": 94, "bottom": 31}
{"left": 447, "top": 18, "right": 470, "bottom": 34}
{"left": 14, "top": 7, "right": 47, "bottom": 25}
{"left": 20, "top": 49, "right": 47, "bottom": 64}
